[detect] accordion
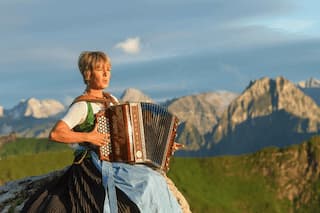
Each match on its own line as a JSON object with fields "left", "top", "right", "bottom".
{"left": 96, "top": 102, "right": 179, "bottom": 172}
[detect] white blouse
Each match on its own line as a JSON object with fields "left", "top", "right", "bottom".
{"left": 60, "top": 94, "right": 119, "bottom": 148}
{"left": 61, "top": 94, "right": 119, "bottom": 129}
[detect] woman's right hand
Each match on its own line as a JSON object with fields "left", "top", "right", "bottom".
{"left": 87, "top": 124, "right": 110, "bottom": 147}
{"left": 49, "top": 120, "right": 110, "bottom": 147}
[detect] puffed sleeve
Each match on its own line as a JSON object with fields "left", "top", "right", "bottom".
{"left": 61, "top": 101, "right": 88, "bottom": 129}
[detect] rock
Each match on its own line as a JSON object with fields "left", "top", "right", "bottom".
{"left": 0, "top": 168, "right": 67, "bottom": 212}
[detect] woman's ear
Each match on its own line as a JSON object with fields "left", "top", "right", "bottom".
{"left": 84, "top": 70, "right": 91, "bottom": 82}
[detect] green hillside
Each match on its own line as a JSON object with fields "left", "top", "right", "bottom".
{"left": 1, "top": 136, "right": 320, "bottom": 212}
{"left": 168, "top": 135, "right": 320, "bottom": 212}
{"left": 168, "top": 157, "right": 290, "bottom": 212}
{"left": 0, "top": 138, "right": 73, "bottom": 185}
{"left": 0, "top": 138, "right": 70, "bottom": 158}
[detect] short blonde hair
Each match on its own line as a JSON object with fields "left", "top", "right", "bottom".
{"left": 78, "top": 51, "right": 111, "bottom": 84}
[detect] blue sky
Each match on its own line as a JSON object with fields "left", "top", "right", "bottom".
{"left": 1, "top": 0, "right": 320, "bottom": 108}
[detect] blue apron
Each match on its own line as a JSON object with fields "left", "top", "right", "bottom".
{"left": 90, "top": 151, "right": 182, "bottom": 213}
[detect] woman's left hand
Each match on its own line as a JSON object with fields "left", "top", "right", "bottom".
{"left": 171, "top": 142, "right": 184, "bottom": 155}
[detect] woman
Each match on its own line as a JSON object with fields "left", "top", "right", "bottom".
{"left": 22, "top": 51, "right": 188, "bottom": 213}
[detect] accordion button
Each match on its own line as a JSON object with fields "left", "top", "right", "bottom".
{"left": 136, "top": 151, "right": 142, "bottom": 158}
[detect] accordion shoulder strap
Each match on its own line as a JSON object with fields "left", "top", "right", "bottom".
{"left": 71, "top": 92, "right": 118, "bottom": 107}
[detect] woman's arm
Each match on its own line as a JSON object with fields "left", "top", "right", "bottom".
{"left": 49, "top": 120, "right": 109, "bottom": 147}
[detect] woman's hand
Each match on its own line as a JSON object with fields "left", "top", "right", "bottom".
{"left": 87, "top": 124, "right": 110, "bottom": 147}
{"left": 171, "top": 142, "right": 184, "bottom": 155}
{"left": 50, "top": 120, "right": 109, "bottom": 147}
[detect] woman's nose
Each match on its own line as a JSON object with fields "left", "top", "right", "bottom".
{"left": 103, "top": 70, "right": 110, "bottom": 77}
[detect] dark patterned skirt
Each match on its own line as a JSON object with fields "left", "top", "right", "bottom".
{"left": 22, "top": 156, "right": 140, "bottom": 213}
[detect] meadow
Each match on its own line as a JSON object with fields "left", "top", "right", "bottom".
{"left": 1, "top": 138, "right": 319, "bottom": 212}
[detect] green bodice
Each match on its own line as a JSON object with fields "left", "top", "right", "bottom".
{"left": 73, "top": 102, "right": 95, "bottom": 132}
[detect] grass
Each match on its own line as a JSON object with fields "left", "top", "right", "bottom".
{"left": 0, "top": 137, "right": 73, "bottom": 184}
{"left": 1, "top": 153, "right": 290, "bottom": 212}
{"left": 168, "top": 157, "right": 290, "bottom": 213}
{"left": 2, "top": 137, "right": 320, "bottom": 212}
{"left": 0, "top": 138, "right": 70, "bottom": 159}
{"left": 0, "top": 150, "right": 73, "bottom": 184}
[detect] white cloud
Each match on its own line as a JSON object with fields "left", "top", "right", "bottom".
{"left": 270, "top": 19, "right": 314, "bottom": 33}
{"left": 115, "top": 37, "right": 141, "bottom": 54}
{"left": 244, "top": 18, "right": 315, "bottom": 34}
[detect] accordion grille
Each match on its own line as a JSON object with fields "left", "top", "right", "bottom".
{"left": 140, "top": 103, "right": 174, "bottom": 168}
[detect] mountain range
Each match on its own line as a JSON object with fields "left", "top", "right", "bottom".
{"left": 0, "top": 76, "right": 319, "bottom": 156}
{"left": 207, "top": 76, "right": 320, "bottom": 156}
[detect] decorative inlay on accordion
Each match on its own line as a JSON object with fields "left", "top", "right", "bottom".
{"left": 96, "top": 102, "right": 179, "bottom": 172}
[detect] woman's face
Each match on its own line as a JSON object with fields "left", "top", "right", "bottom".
{"left": 88, "top": 61, "right": 111, "bottom": 90}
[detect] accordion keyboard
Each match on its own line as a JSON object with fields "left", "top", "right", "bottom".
{"left": 97, "top": 115, "right": 112, "bottom": 157}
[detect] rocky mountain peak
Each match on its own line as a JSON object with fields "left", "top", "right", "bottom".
{"left": 212, "top": 76, "right": 320, "bottom": 145}
{"left": 230, "top": 76, "right": 320, "bottom": 124}
{"left": 168, "top": 91, "right": 238, "bottom": 134}
{"left": 8, "top": 97, "right": 65, "bottom": 119}
{"left": 298, "top": 77, "right": 320, "bottom": 88}
{"left": 297, "top": 77, "right": 320, "bottom": 106}
{"left": 120, "top": 88, "right": 154, "bottom": 103}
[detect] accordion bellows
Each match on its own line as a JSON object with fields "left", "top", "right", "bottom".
{"left": 96, "top": 102, "right": 179, "bottom": 172}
